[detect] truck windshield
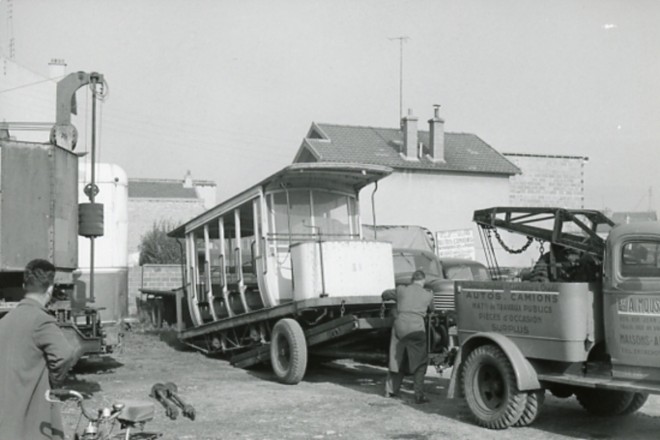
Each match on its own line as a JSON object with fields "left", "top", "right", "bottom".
{"left": 621, "top": 241, "right": 660, "bottom": 278}
{"left": 445, "top": 264, "right": 490, "bottom": 281}
{"left": 393, "top": 252, "right": 442, "bottom": 277}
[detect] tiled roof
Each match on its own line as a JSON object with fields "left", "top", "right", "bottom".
{"left": 296, "top": 123, "right": 520, "bottom": 175}
{"left": 129, "top": 179, "right": 198, "bottom": 199}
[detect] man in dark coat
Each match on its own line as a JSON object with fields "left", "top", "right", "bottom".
{"left": 0, "top": 259, "right": 80, "bottom": 440}
{"left": 382, "top": 270, "right": 434, "bottom": 404}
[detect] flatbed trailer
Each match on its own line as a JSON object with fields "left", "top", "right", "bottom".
{"left": 163, "top": 163, "right": 410, "bottom": 383}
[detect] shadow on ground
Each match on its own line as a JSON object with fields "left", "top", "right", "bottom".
{"left": 250, "top": 359, "right": 660, "bottom": 439}
{"left": 156, "top": 329, "right": 195, "bottom": 352}
{"left": 72, "top": 357, "right": 124, "bottom": 374}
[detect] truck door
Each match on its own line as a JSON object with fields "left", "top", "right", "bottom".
{"left": 604, "top": 234, "right": 660, "bottom": 381}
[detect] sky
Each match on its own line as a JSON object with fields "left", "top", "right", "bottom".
{"left": 4, "top": 0, "right": 660, "bottom": 212}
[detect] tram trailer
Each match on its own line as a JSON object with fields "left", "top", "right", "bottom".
{"left": 163, "top": 163, "right": 408, "bottom": 383}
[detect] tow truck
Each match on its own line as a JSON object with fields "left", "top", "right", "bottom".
{"left": 446, "top": 207, "right": 660, "bottom": 429}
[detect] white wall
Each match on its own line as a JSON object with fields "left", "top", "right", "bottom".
{"left": 78, "top": 162, "right": 129, "bottom": 269}
{"left": 359, "top": 170, "right": 517, "bottom": 265}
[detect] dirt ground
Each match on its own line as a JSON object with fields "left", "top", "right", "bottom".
{"left": 59, "top": 330, "right": 660, "bottom": 440}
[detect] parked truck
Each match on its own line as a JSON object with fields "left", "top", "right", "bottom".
{"left": 446, "top": 207, "right": 660, "bottom": 429}
{"left": 0, "top": 72, "right": 117, "bottom": 356}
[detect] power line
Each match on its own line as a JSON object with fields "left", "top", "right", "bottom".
{"left": 6, "top": 0, "right": 15, "bottom": 60}
{"left": 0, "top": 75, "right": 65, "bottom": 94}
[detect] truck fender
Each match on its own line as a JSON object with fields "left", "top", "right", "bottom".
{"left": 447, "top": 332, "right": 540, "bottom": 397}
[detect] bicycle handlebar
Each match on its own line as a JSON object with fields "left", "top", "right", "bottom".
{"left": 46, "top": 389, "right": 98, "bottom": 421}
{"left": 46, "top": 389, "right": 84, "bottom": 402}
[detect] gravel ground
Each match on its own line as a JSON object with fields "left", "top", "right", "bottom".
{"left": 59, "top": 330, "right": 660, "bottom": 440}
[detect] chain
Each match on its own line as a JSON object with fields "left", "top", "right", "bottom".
{"left": 380, "top": 301, "right": 385, "bottom": 319}
{"left": 340, "top": 300, "right": 345, "bottom": 317}
{"left": 538, "top": 239, "right": 545, "bottom": 257}
{"left": 492, "top": 228, "right": 534, "bottom": 254}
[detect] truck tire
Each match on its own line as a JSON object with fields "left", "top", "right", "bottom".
{"left": 462, "top": 344, "right": 527, "bottom": 429}
{"left": 576, "top": 389, "right": 635, "bottom": 416}
{"left": 620, "top": 393, "right": 648, "bottom": 416}
{"left": 270, "top": 319, "right": 308, "bottom": 385}
{"left": 514, "top": 389, "right": 545, "bottom": 427}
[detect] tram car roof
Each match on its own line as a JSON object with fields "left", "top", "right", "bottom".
{"left": 169, "top": 162, "right": 393, "bottom": 238}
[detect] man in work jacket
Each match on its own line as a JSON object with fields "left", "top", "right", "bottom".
{"left": 382, "top": 270, "right": 434, "bottom": 404}
{"left": 0, "top": 259, "right": 80, "bottom": 440}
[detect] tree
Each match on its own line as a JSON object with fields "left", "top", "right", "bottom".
{"left": 139, "top": 220, "right": 183, "bottom": 265}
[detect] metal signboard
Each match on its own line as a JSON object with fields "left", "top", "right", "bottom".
{"left": 436, "top": 229, "right": 475, "bottom": 259}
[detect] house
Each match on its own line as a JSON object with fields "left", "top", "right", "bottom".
{"left": 292, "top": 108, "right": 520, "bottom": 260}
{"left": 127, "top": 171, "right": 216, "bottom": 262}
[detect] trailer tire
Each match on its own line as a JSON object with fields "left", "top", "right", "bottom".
{"left": 513, "top": 389, "right": 545, "bottom": 427}
{"left": 462, "top": 344, "right": 527, "bottom": 429}
{"left": 576, "top": 389, "right": 635, "bottom": 416}
{"left": 620, "top": 393, "right": 649, "bottom": 416}
{"left": 270, "top": 319, "right": 307, "bottom": 385}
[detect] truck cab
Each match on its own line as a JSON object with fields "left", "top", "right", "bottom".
{"left": 604, "top": 222, "right": 660, "bottom": 382}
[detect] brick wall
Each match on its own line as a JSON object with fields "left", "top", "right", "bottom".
{"left": 505, "top": 154, "right": 587, "bottom": 209}
{"left": 127, "top": 264, "right": 184, "bottom": 317}
{"left": 128, "top": 198, "right": 206, "bottom": 258}
{"left": 141, "top": 264, "right": 184, "bottom": 290}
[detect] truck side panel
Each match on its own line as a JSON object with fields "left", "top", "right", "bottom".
{"left": 456, "top": 281, "right": 603, "bottom": 363}
{"left": 1, "top": 142, "right": 54, "bottom": 270}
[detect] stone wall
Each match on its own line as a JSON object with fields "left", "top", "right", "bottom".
{"left": 504, "top": 153, "right": 587, "bottom": 209}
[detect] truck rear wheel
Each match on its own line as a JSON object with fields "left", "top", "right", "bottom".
{"left": 576, "top": 388, "right": 634, "bottom": 416}
{"left": 462, "top": 344, "right": 527, "bottom": 429}
{"left": 514, "top": 389, "right": 545, "bottom": 427}
{"left": 270, "top": 319, "right": 308, "bottom": 385}
{"left": 620, "top": 393, "right": 648, "bottom": 416}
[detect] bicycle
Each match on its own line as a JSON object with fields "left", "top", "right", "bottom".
{"left": 46, "top": 389, "right": 161, "bottom": 440}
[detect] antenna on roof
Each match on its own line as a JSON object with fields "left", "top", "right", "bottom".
{"left": 389, "top": 35, "right": 409, "bottom": 123}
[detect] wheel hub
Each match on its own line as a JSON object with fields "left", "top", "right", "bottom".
{"left": 477, "top": 364, "right": 505, "bottom": 410}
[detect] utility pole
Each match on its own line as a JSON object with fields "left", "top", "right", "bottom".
{"left": 389, "top": 36, "right": 409, "bottom": 122}
{"left": 7, "top": 0, "right": 15, "bottom": 60}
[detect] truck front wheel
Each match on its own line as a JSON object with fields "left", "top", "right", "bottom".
{"left": 270, "top": 319, "right": 308, "bottom": 385}
{"left": 462, "top": 344, "right": 527, "bottom": 429}
{"left": 576, "top": 389, "right": 634, "bottom": 416}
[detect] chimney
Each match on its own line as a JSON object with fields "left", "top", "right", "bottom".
{"left": 428, "top": 105, "right": 445, "bottom": 161}
{"left": 183, "top": 170, "right": 193, "bottom": 188}
{"left": 48, "top": 58, "right": 67, "bottom": 79}
{"left": 402, "top": 109, "right": 418, "bottom": 160}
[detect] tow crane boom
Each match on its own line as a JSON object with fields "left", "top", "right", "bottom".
{"left": 474, "top": 207, "right": 615, "bottom": 257}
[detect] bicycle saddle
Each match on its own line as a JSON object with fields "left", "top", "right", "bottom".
{"left": 117, "top": 400, "right": 155, "bottom": 424}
